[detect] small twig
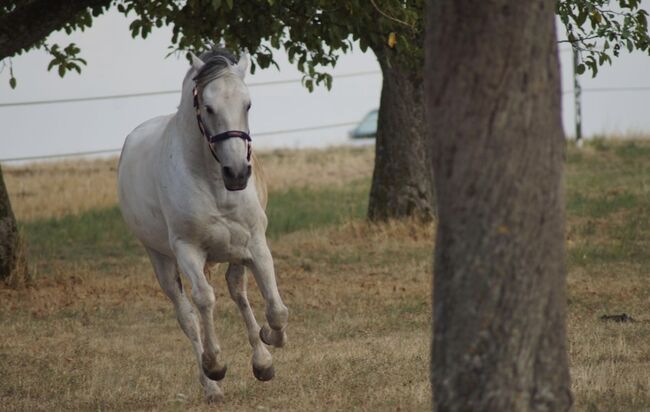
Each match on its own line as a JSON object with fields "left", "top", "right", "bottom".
{"left": 369, "top": 0, "right": 414, "bottom": 29}
{"left": 558, "top": 35, "right": 602, "bottom": 44}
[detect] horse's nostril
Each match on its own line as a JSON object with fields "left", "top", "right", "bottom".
{"left": 222, "top": 166, "right": 235, "bottom": 179}
{"left": 246, "top": 165, "right": 252, "bottom": 177}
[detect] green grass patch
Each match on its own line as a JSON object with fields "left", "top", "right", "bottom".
{"left": 22, "top": 206, "right": 141, "bottom": 263}
{"left": 566, "top": 139, "right": 650, "bottom": 267}
{"left": 265, "top": 178, "right": 370, "bottom": 238}
{"left": 21, "top": 179, "right": 371, "bottom": 269}
{"left": 567, "top": 191, "right": 638, "bottom": 218}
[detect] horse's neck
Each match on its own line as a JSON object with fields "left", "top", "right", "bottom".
{"left": 173, "top": 87, "right": 220, "bottom": 176}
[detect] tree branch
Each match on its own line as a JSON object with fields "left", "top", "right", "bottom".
{"left": 558, "top": 35, "right": 602, "bottom": 44}
{"left": 368, "top": 0, "right": 414, "bottom": 29}
{"left": 0, "top": 0, "right": 111, "bottom": 60}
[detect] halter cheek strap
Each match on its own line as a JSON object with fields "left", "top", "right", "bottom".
{"left": 192, "top": 86, "right": 252, "bottom": 163}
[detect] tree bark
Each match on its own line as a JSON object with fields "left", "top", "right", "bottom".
{"left": 368, "top": 45, "right": 435, "bottom": 221}
{"left": 0, "top": 166, "right": 18, "bottom": 281}
{"left": 425, "top": 1, "right": 571, "bottom": 410}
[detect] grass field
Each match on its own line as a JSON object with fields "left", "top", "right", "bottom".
{"left": 1, "top": 140, "right": 650, "bottom": 411}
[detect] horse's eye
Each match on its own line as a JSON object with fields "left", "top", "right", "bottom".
{"left": 246, "top": 103, "right": 251, "bottom": 111}
{"left": 205, "top": 105, "right": 214, "bottom": 115}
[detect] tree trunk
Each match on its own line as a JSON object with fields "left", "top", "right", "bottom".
{"left": 367, "top": 46, "right": 435, "bottom": 221}
{"left": 0, "top": 166, "right": 18, "bottom": 281}
{"left": 425, "top": 1, "right": 571, "bottom": 410}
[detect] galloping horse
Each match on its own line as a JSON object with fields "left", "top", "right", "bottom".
{"left": 117, "top": 49, "right": 288, "bottom": 403}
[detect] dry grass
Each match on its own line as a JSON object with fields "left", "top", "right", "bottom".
{"left": 4, "top": 146, "right": 374, "bottom": 222}
{"left": 0, "top": 220, "right": 434, "bottom": 411}
{"left": 2, "top": 140, "right": 650, "bottom": 410}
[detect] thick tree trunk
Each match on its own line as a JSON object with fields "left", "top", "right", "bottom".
{"left": 367, "top": 46, "right": 435, "bottom": 221}
{"left": 0, "top": 166, "right": 18, "bottom": 281}
{"left": 426, "top": 1, "right": 571, "bottom": 411}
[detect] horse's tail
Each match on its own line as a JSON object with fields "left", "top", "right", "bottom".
{"left": 251, "top": 151, "right": 268, "bottom": 210}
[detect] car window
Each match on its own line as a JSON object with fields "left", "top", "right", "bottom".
{"left": 356, "top": 111, "right": 378, "bottom": 135}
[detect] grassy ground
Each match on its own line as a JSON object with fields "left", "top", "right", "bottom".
{"left": 1, "top": 140, "right": 649, "bottom": 410}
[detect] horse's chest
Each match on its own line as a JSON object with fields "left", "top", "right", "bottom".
{"left": 201, "top": 219, "right": 253, "bottom": 264}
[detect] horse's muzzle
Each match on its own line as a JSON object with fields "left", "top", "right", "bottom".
{"left": 222, "top": 165, "right": 252, "bottom": 191}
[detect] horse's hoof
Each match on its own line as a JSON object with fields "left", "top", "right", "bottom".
{"left": 253, "top": 364, "right": 275, "bottom": 382}
{"left": 203, "top": 363, "right": 227, "bottom": 381}
{"left": 202, "top": 352, "right": 228, "bottom": 381}
{"left": 260, "top": 325, "right": 286, "bottom": 348}
{"left": 260, "top": 325, "right": 272, "bottom": 346}
{"left": 206, "top": 391, "right": 224, "bottom": 404}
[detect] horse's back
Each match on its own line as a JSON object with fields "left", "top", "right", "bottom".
{"left": 118, "top": 114, "right": 174, "bottom": 255}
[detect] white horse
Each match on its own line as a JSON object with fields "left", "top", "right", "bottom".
{"left": 117, "top": 49, "right": 288, "bottom": 403}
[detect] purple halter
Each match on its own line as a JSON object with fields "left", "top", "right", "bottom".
{"left": 192, "top": 86, "right": 252, "bottom": 163}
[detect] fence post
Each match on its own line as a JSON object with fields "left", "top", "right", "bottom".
{"left": 573, "top": 47, "right": 583, "bottom": 147}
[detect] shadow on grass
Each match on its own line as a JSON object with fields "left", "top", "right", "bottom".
{"left": 21, "top": 178, "right": 371, "bottom": 271}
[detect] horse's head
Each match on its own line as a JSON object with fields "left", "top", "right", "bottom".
{"left": 191, "top": 51, "right": 252, "bottom": 191}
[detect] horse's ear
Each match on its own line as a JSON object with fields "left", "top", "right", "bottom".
{"left": 236, "top": 53, "right": 250, "bottom": 79}
{"left": 190, "top": 52, "right": 205, "bottom": 71}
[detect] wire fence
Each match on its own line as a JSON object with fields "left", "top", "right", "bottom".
{"left": 0, "top": 120, "right": 360, "bottom": 162}
{"left": 1, "top": 64, "right": 649, "bottom": 163}
{"left": 0, "top": 70, "right": 380, "bottom": 108}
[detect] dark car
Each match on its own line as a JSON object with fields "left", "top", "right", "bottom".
{"left": 349, "top": 109, "right": 378, "bottom": 139}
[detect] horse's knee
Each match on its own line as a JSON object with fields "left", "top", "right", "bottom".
{"left": 266, "top": 303, "right": 288, "bottom": 330}
{"left": 192, "top": 285, "right": 216, "bottom": 310}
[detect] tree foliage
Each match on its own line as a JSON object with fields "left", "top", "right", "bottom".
{"left": 112, "top": 0, "right": 422, "bottom": 90}
{"left": 558, "top": 0, "right": 650, "bottom": 76}
{"left": 0, "top": 0, "right": 111, "bottom": 88}
{"left": 0, "top": 0, "right": 422, "bottom": 90}
{"left": 2, "top": 1, "right": 648, "bottom": 89}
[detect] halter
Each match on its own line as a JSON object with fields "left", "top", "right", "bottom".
{"left": 192, "top": 86, "right": 252, "bottom": 163}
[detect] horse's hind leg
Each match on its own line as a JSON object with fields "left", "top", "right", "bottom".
{"left": 146, "top": 247, "right": 223, "bottom": 403}
{"left": 226, "top": 264, "right": 274, "bottom": 381}
{"left": 246, "top": 240, "right": 288, "bottom": 348}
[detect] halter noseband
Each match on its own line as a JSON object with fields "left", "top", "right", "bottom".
{"left": 192, "top": 86, "right": 252, "bottom": 163}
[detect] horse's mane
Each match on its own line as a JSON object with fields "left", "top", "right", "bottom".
{"left": 193, "top": 48, "right": 239, "bottom": 90}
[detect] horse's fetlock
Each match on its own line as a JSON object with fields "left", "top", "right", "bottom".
{"left": 266, "top": 304, "right": 288, "bottom": 330}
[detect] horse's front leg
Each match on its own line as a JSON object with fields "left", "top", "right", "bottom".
{"left": 226, "top": 264, "right": 275, "bottom": 381}
{"left": 173, "top": 242, "right": 228, "bottom": 382}
{"left": 246, "top": 238, "right": 288, "bottom": 348}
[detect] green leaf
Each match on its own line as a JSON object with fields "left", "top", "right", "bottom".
{"left": 9, "top": 77, "right": 16, "bottom": 89}
{"left": 627, "top": 38, "right": 634, "bottom": 51}
{"left": 576, "top": 63, "right": 585, "bottom": 75}
{"left": 58, "top": 65, "right": 66, "bottom": 78}
{"left": 225, "top": 0, "right": 233, "bottom": 9}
